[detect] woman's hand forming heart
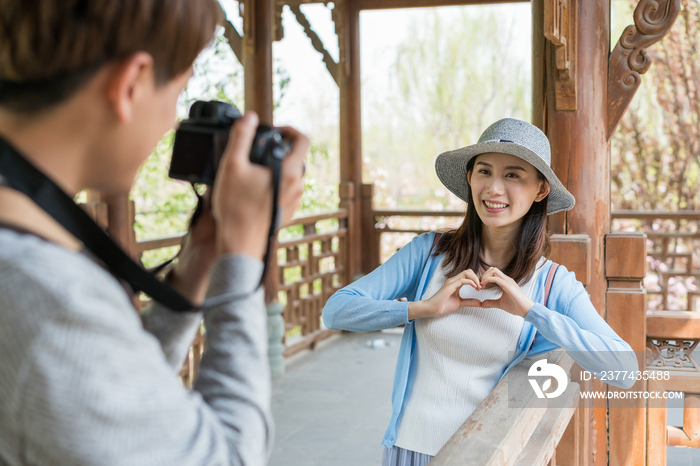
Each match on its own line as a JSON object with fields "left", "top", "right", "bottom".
{"left": 477, "top": 267, "right": 534, "bottom": 318}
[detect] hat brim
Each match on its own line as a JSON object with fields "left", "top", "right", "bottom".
{"left": 435, "top": 142, "right": 575, "bottom": 215}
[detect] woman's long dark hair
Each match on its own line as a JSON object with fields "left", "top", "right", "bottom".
{"left": 435, "top": 157, "right": 550, "bottom": 285}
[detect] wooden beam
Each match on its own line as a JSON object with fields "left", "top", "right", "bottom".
{"left": 282, "top": 328, "right": 337, "bottom": 357}
{"left": 668, "top": 425, "right": 700, "bottom": 448}
{"left": 431, "top": 351, "right": 575, "bottom": 465}
{"left": 658, "top": 371, "right": 700, "bottom": 394}
{"left": 355, "top": 0, "right": 525, "bottom": 11}
{"left": 135, "top": 233, "right": 185, "bottom": 254}
{"left": 611, "top": 209, "right": 700, "bottom": 220}
{"left": 513, "top": 384, "right": 579, "bottom": 466}
{"left": 606, "top": 0, "right": 680, "bottom": 140}
{"left": 647, "top": 310, "right": 700, "bottom": 340}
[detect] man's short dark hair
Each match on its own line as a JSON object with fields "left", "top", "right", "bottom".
{"left": 0, "top": 0, "right": 220, "bottom": 113}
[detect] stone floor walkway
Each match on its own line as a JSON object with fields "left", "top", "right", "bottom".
{"left": 269, "top": 330, "right": 402, "bottom": 466}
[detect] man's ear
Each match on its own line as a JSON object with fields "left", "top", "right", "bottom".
{"left": 535, "top": 179, "right": 551, "bottom": 202}
{"left": 106, "top": 52, "right": 155, "bottom": 124}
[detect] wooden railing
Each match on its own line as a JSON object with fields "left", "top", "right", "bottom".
{"left": 80, "top": 197, "right": 351, "bottom": 380}
{"left": 366, "top": 201, "right": 700, "bottom": 313}
{"left": 612, "top": 210, "right": 700, "bottom": 311}
{"left": 274, "top": 209, "right": 351, "bottom": 357}
{"left": 647, "top": 310, "right": 700, "bottom": 457}
{"left": 432, "top": 350, "right": 579, "bottom": 466}
{"left": 179, "top": 327, "right": 205, "bottom": 390}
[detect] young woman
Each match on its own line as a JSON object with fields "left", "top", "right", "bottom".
{"left": 322, "top": 118, "right": 637, "bottom": 465}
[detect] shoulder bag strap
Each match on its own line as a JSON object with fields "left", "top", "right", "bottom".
{"left": 544, "top": 262, "right": 559, "bottom": 307}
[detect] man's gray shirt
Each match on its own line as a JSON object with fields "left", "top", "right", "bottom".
{"left": 0, "top": 229, "right": 273, "bottom": 465}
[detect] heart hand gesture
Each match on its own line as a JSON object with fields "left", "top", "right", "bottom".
{"left": 407, "top": 269, "right": 486, "bottom": 320}
{"left": 477, "top": 267, "right": 534, "bottom": 318}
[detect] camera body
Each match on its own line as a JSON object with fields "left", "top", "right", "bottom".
{"left": 169, "top": 100, "right": 290, "bottom": 185}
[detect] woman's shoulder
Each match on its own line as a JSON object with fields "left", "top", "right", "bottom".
{"left": 544, "top": 261, "right": 586, "bottom": 308}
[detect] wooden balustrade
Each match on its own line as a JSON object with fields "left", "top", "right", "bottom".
{"left": 612, "top": 210, "right": 700, "bottom": 311}
{"left": 133, "top": 208, "right": 351, "bottom": 378}
{"left": 178, "top": 327, "right": 205, "bottom": 390}
{"left": 367, "top": 208, "right": 700, "bottom": 312}
{"left": 646, "top": 309, "right": 700, "bottom": 455}
{"left": 432, "top": 350, "right": 579, "bottom": 466}
{"left": 276, "top": 209, "right": 350, "bottom": 357}
{"left": 80, "top": 193, "right": 351, "bottom": 381}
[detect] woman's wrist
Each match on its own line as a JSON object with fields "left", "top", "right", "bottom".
{"left": 408, "top": 300, "right": 430, "bottom": 320}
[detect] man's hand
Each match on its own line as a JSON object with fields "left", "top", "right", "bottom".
{"left": 167, "top": 191, "right": 217, "bottom": 306}
{"left": 167, "top": 112, "right": 308, "bottom": 306}
{"left": 212, "top": 112, "right": 308, "bottom": 259}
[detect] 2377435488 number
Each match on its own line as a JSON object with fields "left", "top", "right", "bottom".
{"left": 579, "top": 370, "right": 671, "bottom": 382}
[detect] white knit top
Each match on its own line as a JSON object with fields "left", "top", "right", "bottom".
{"left": 395, "top": 257, "right": 545, "bottom": 456}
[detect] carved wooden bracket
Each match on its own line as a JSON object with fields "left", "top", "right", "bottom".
{"left": 275, "top": 0, "right": 346, "bottom": 85}
{"left": 606, "top": 0, "right": 680, "bottom": 140}
{"left": 239, "top": 0, "right": 255, "bottom": 58}
{"left": 331, "top": 0, "right": 349, "bottom": 76}
{"left": 289, "top": 4, "right": 339, "bottom": 84}
{"left": 215, "top": 0, "right": 244, "bottom": 64}
{"left": 274, "top": 2, "right": 285, "bottom": 42}
{"left": 544, "top": 0, "right": 577, "bottom": 111}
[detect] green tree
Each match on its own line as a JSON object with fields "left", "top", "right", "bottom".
{"left": 363, "top": 7, "right": 532, "bottom": 212}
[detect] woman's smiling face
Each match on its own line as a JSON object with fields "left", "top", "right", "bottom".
{"left": 467, "top": 152, "right": 550, "bottom": 230}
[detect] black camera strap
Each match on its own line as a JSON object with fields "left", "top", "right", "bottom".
{"left": 188, "top": 158, "right": 280, "bottom": 290}
{"left": 265, "top": 158, "right": 282, "bottom": 286}
{"left": 0, "top": 137, "right": 262, "bottom": 312}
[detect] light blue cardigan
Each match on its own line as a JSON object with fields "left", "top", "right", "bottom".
{"left": 322, "top": 231, "right": 638, "bottom": 448}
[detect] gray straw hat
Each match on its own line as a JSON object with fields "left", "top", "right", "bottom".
{"left": 435, "top": 118, "right": 575, "bottom": 215}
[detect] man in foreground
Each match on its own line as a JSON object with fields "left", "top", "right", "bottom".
{"left": 0, "top": 1, "right": 308, "bottom": 464}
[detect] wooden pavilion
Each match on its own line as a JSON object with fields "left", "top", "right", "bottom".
{"left": 78, "top": 0, "right": 700, "bottom": 464}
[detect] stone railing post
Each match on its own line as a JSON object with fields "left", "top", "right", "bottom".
{"left": 267, "top": 301, "right": 285, "bottom": 378}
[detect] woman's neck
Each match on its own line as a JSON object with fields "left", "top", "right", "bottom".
{"left": 480, "top": 222, "right": 521, "bottom": 271}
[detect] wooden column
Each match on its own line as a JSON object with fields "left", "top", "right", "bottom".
{"left": 605, "top": 232, "right": 647, "bottom": 466}
{"left": 86, "top": 190, "right": 136, "bottom": 258}
{"left": 531, "top": 0, "right": 546, "bottom": 131}
{"left": 243, "top": 0, "right": 274, "bottom": 124}
{"left": 339, "top": 0, "right": 362, "bottom": 278}
{"left": 540, "top": 0, "right": 610, "bottom": 463}
{"left": 360, "top": 183, "right": 379, "bottom": 272}
{"left": 243, "top": 0, "right": 275, "bottom": 302}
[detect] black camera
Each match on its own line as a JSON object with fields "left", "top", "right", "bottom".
{"left": 169, "top": 100, "right": 290, "bottom": 185}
